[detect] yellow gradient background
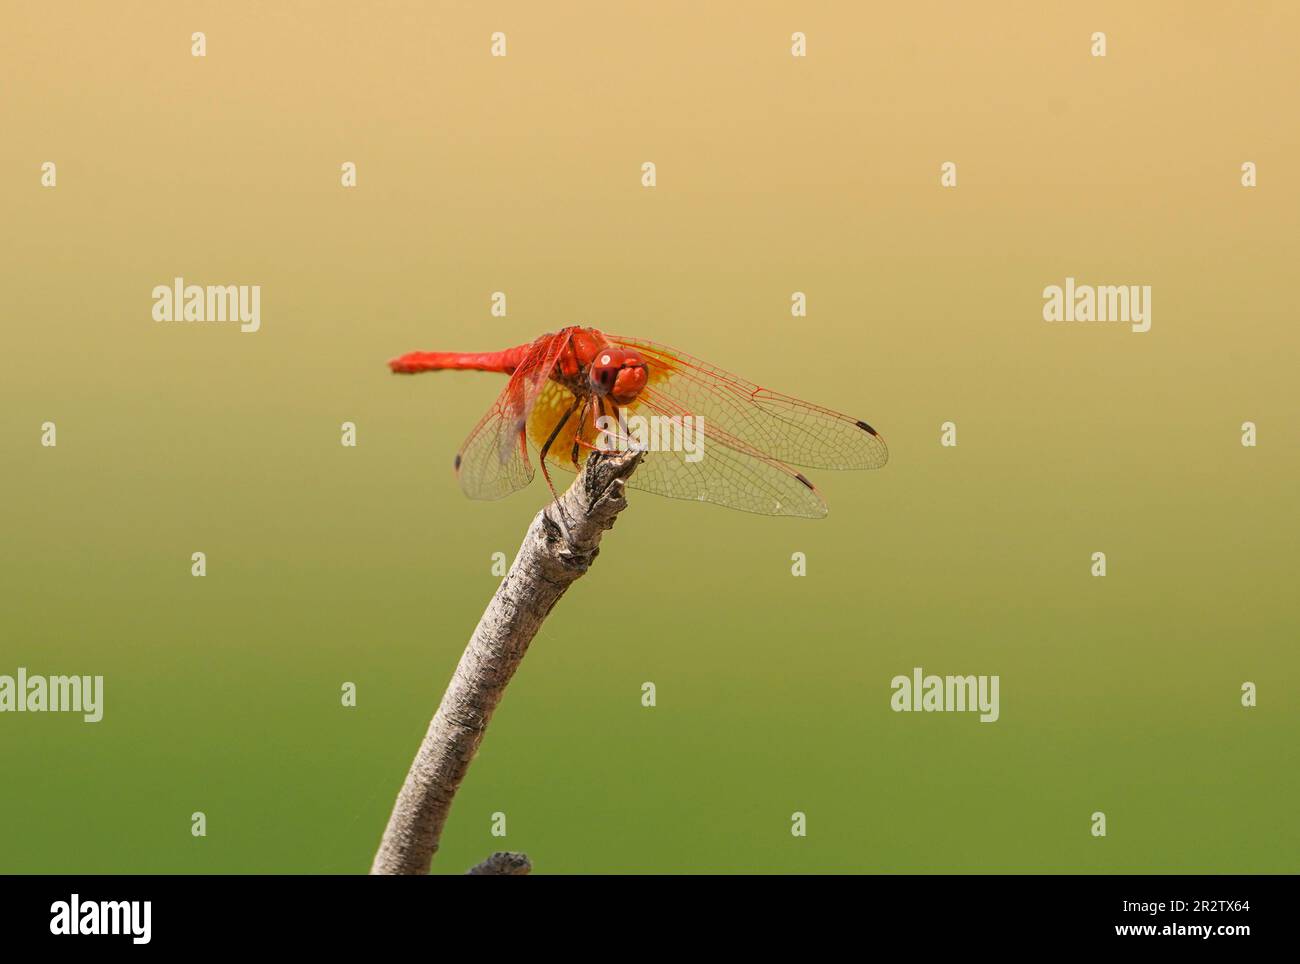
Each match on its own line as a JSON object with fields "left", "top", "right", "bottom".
{"left": 1, "top": 2, "right": 1296, "bottom": 872}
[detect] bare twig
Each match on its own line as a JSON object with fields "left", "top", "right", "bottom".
{"left": 465, "top": 851, "right": 532, "bottom": 875}
{"left": 370, "top": 448, "right": 644, "bottom": 875}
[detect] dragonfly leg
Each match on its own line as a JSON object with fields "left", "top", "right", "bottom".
{"left": 538, "top": 394, "right": 583, "bottom": 503}
{"left": 588, "top": 396, "right": 641, "bottom": 452}
{"left": 573, "top": 397, "right": 608, "bottom": 455}
{"left": 598, "top": 397, "right": 614, "bottom": 449}
{"left": 570, "top": 397, "right": 597, "bottom": 468}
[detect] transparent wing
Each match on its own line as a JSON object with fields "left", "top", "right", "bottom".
{"left": 607, "top": 335, "right": 888, "bottom": 471}
{"left": 454, "top": 334, "right": 568, "bottom": 501}
{"left": 539, "top": 387, "right": 829, "bottom": 518}
{"left": 627, "top": 451, "right": 827, "bottom": 518}
{"left": 626, "top": 386, "right": 827, "bottom": 517}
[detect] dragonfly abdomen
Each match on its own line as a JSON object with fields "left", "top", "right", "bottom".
{"left": 388, "top": 346, "right": 529, "bottom": 375}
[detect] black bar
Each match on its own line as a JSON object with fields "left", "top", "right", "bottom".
{"left": 1, "top": 874, "right": 1281, "bottom": 948}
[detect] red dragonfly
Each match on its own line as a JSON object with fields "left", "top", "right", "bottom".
{"left": 388, "top": 326, "right": 887, "bottom": 518}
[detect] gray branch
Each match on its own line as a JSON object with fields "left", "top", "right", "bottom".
{"left": 370, "top": 448, "right": 644, "bottom": 875}
{"left": 465, "top": 851, "right": 532, "bottom": 875}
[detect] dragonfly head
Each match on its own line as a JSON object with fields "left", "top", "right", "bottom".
{"left": 589, "top": 348, "right": 647, "bottom": 405}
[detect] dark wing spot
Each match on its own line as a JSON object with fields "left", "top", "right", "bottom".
{"left": 794, "top": 472, "right": 815, "bottom": 490}
{"left": 454, "top": 454, "right": 462, "bottom": 471}
{"left": 856, "top": 420, "right": 879, "bottom": 436}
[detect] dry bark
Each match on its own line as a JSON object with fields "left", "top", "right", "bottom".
{"left": 370, "top": 448, "right": 643, "bottom": 875}
{"left": 465, "top": 851, "right": 532, "bottom": 875}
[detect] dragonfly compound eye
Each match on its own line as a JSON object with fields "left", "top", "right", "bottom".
{"left": 589, "top": 349, "right": 643, "bottom": 399}
{"left": 609, "top": 362, "right": 647, "bottom": 404}
{"left": 589, "top": 358, "right": 616, "bottom": 392}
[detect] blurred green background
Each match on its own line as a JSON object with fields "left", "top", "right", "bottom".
{"left": 2, "top": 1, "right": 1296, "bottom": 873}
